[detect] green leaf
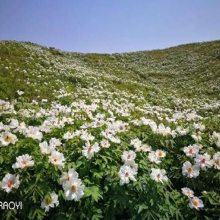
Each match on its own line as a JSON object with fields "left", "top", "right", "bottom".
{"left": 84, "top": 186, "right": 103, "bottom": 202}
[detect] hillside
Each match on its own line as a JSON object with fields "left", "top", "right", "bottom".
{"left": 0, "top": 40, "right": 220, "bottom": 219}
{"left": 1, "top": 40, "right": 220, "bottom": 102}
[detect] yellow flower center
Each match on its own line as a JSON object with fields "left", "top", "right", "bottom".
{"left": 157, "top": 174, "right": 161, "bottom": 180}
{"left": 187, "top": 167, "right": 192, "bottom": 173}
{"left": 44, "top": 195, "right": 52, "bottom": 205}
{"left": 215, "top": 159, "right": 220, "bottom": 166}
{"left": 88, "top": 146, "right": 92, "bottom": 153}
{"left": 4, "top": 135, "right": 12, "bottom": 142}
{"left": 22, "top": 160, "right": 27, "bottom": 166}
{"left": 201, "top": 158, "right": 206, "bottom": 164}
{"left": 71, "top": 184, "right": 77, "bottom": 192}
{"left": 7, "top": 180, "right": 14, "bottom": 188}
{"left": 192, "top": 199, "right": 199, "bottom": 207}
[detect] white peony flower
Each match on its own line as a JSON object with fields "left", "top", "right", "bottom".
{"left": 12, "top": 154, "right": 34, "bottom": 169}
{"left": 191, "top": 133, "right": 202, "bottom": 142}
{"left": 26, "top": 126, "right": 43, "bottom": 141}
{"left": 82, "top": 142, "right": 100, "bottom": 159}
{"left": 155, "top": 149, "right": 166, "bottom": 158}
{"left": 194, "top": 153, "right": 213, "bottom": 170}
{"left": 39, "top": 141, "right": 54, "bottom": 154}
{"left": 100, "top": 139, "right": 110, "bottom": 148}
{"left": 9, "top": 119, "right": 19, "bottom": 129}
{"left": 17, "top": 90, "right": 24, "bottom": 96}
{"left": 80, "top": 131, "right": 95, "bottom": 142}
{"left": 181, "top": 187, "right": 194, "bottom": 198}
{"left": 130, "top": 138, "right": 142, "bottom": 151}
{"left": 141, "top": 144, "right": 152, "bottom": 152}
{"left": 148, "top": 151, "right": 161, "bottom": 164}
{"left": 212, "top": 152, "right": 220, "bottom": 170}
{"left": 183, "top": 144, "right": 201, "bottom": 158}
{"left": 49, "top": 150, "right": 65, "bottom": 168}
{"left": 108, "top": 134, "right": 121, "bottom": 144}
{"left": 1, "top": 173, "right": 20, "bottom": 193}
{"left": 49, "top": 138, "right": 62, "bottom": 148}
{"left": 63, "top": 131, "right": 74, "bottom": 140}
{"left": 118, "top": 164, "right": 137, "bottom": 185}
{"left": 121, "top": 150, "right": 136, "bottom": 165}
{"left": 157, "top": 123, "right": 171, "bottom": 136}
{"left": 150, "top": 168, "right": 168, "bottom": 183}
{"left": 211, "top": 132, "right": 220, "bottom": 147}
{"left": 193, "top": 123, "right": 205, "bottom": 132}
{"left": 0, "top": 132, "right": 18, "bottom": 146}
{"left": 189, "top": 197, "right": 204, "bottom": 210}
{"left": 41, "top": 192, "right": 59, "bottom": 212}
{"left": 60, "top": 169, "right": 79, "bottom": 186}
{"left": 182, "top": 161, "right": 200, "bottom": 178}
{"left": 63, "top": 177, "right": 85, "bottom": 201}
{"left": 176, "top": 126, "right": 189, "bottom": 136}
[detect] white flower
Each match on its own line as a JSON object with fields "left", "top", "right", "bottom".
{"left": 9, "top": 119, "right": 19, "bottom": 129}
{"left": 39, "top": 141, "right": 54, "bottom": 154}
{"left": 1, "top": 173, "right": 20, "bottom": 193}
{"left": 130, "top": 138, "right": 142, "bottom": 151}
{"left": 181, "top": 187, "right": 194, "bottom": 198}
{"left": 212, "top": 152, "right": 220, "bottom": 170}
{"left": 26, "top": 126, "right": 43, "bottom": 141}
{"left": 63, "top": 177, "right": 85, "bottom": 201}
{"left": 80, "top": 131, "right": 94, "bottom": 142}
{"left": 121, "top": 150, "right": 136, "bottom": 165}
{"left": 0, "top": 132, "right": 18, "bottom": 146}
{"left": 60, "top": 169, "right": 79, "bottom": 186}
{"left": 182, "top": 161, "right": 200, "bottom": 178}
{"left": 191, "top": 133, "right": 202, "bottom": 142}
{"left": 118, "top": 164, "right": 137, "bottom": 185}
{"left": 128, "top": 161, "right": 138, "bottom": 172}
{"left": 63, "top": 131, "right": 74, "bottom": 140}
{"left": 189, "top": 197, "right": 204, "bottom": 210}
{"left": 194, "top": 153, "right": 213, "bottom": 170}
{"left": 176, "top": 126, "right": 189, "bottom": 136}
{"left": 100, "top": 139, "right": 110, "bottom": 148}
{"left": 141, "top": 144, "right": 152, "bottom": 152}
{"left": 41, "top": 192, "right": 59, "bottom": 212}
{"left": 108, "top": 135, "right": 121, "bottom": 144}
{"left": 150, "top": 168, "right": 168, "bottom": 183}
{"left": 157, "top": 123, "right": 171, "bottom": 136}
{"left": 49, "top": 150, "right": 65, "bottom": 168}
{"left": 193, "top": 123, "right": 205, "bottom": 132}
{"left": 49, "top": 138, "right": 62, "bottom": 148}
{"left": 211, "top": 132, "right": 220, "bottom": 147}
{"left": 183, "top": 144, "right": 201, "bottom": 158}
{"left": 12, "top": 154, "right": 34, "bottom": 169}
{"left": 15, "top": 122, "right": 27, "bottom": 135}
{"left": 17, "top": 90, "right": 24, "bottom": 96}
{"left": 82, "top": 142, "right": 100, "bottom": 159}
{"left": 155, "top": 149, "right": 166, "bottom": 158}
{"left": 148, "top": 151, "right": 161, "bottom": 164}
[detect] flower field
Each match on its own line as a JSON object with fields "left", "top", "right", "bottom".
{"left": 0, "top": 40, "right": 220, "bottom": 219}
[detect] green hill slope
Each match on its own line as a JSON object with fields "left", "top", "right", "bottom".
{"left": 0, "top": 40, "right": 220, "bottom": 103}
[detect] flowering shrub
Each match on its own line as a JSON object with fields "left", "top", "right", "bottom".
{"left": 0, "top": 41, "right": 220, "bottom": 219}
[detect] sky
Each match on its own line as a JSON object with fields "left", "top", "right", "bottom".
{"left": 0, "top": 0, "right": 220, "bottom": 53}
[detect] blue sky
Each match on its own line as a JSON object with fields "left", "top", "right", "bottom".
{"left": 0, "top": 0, "right": 220, "bottom": 53}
